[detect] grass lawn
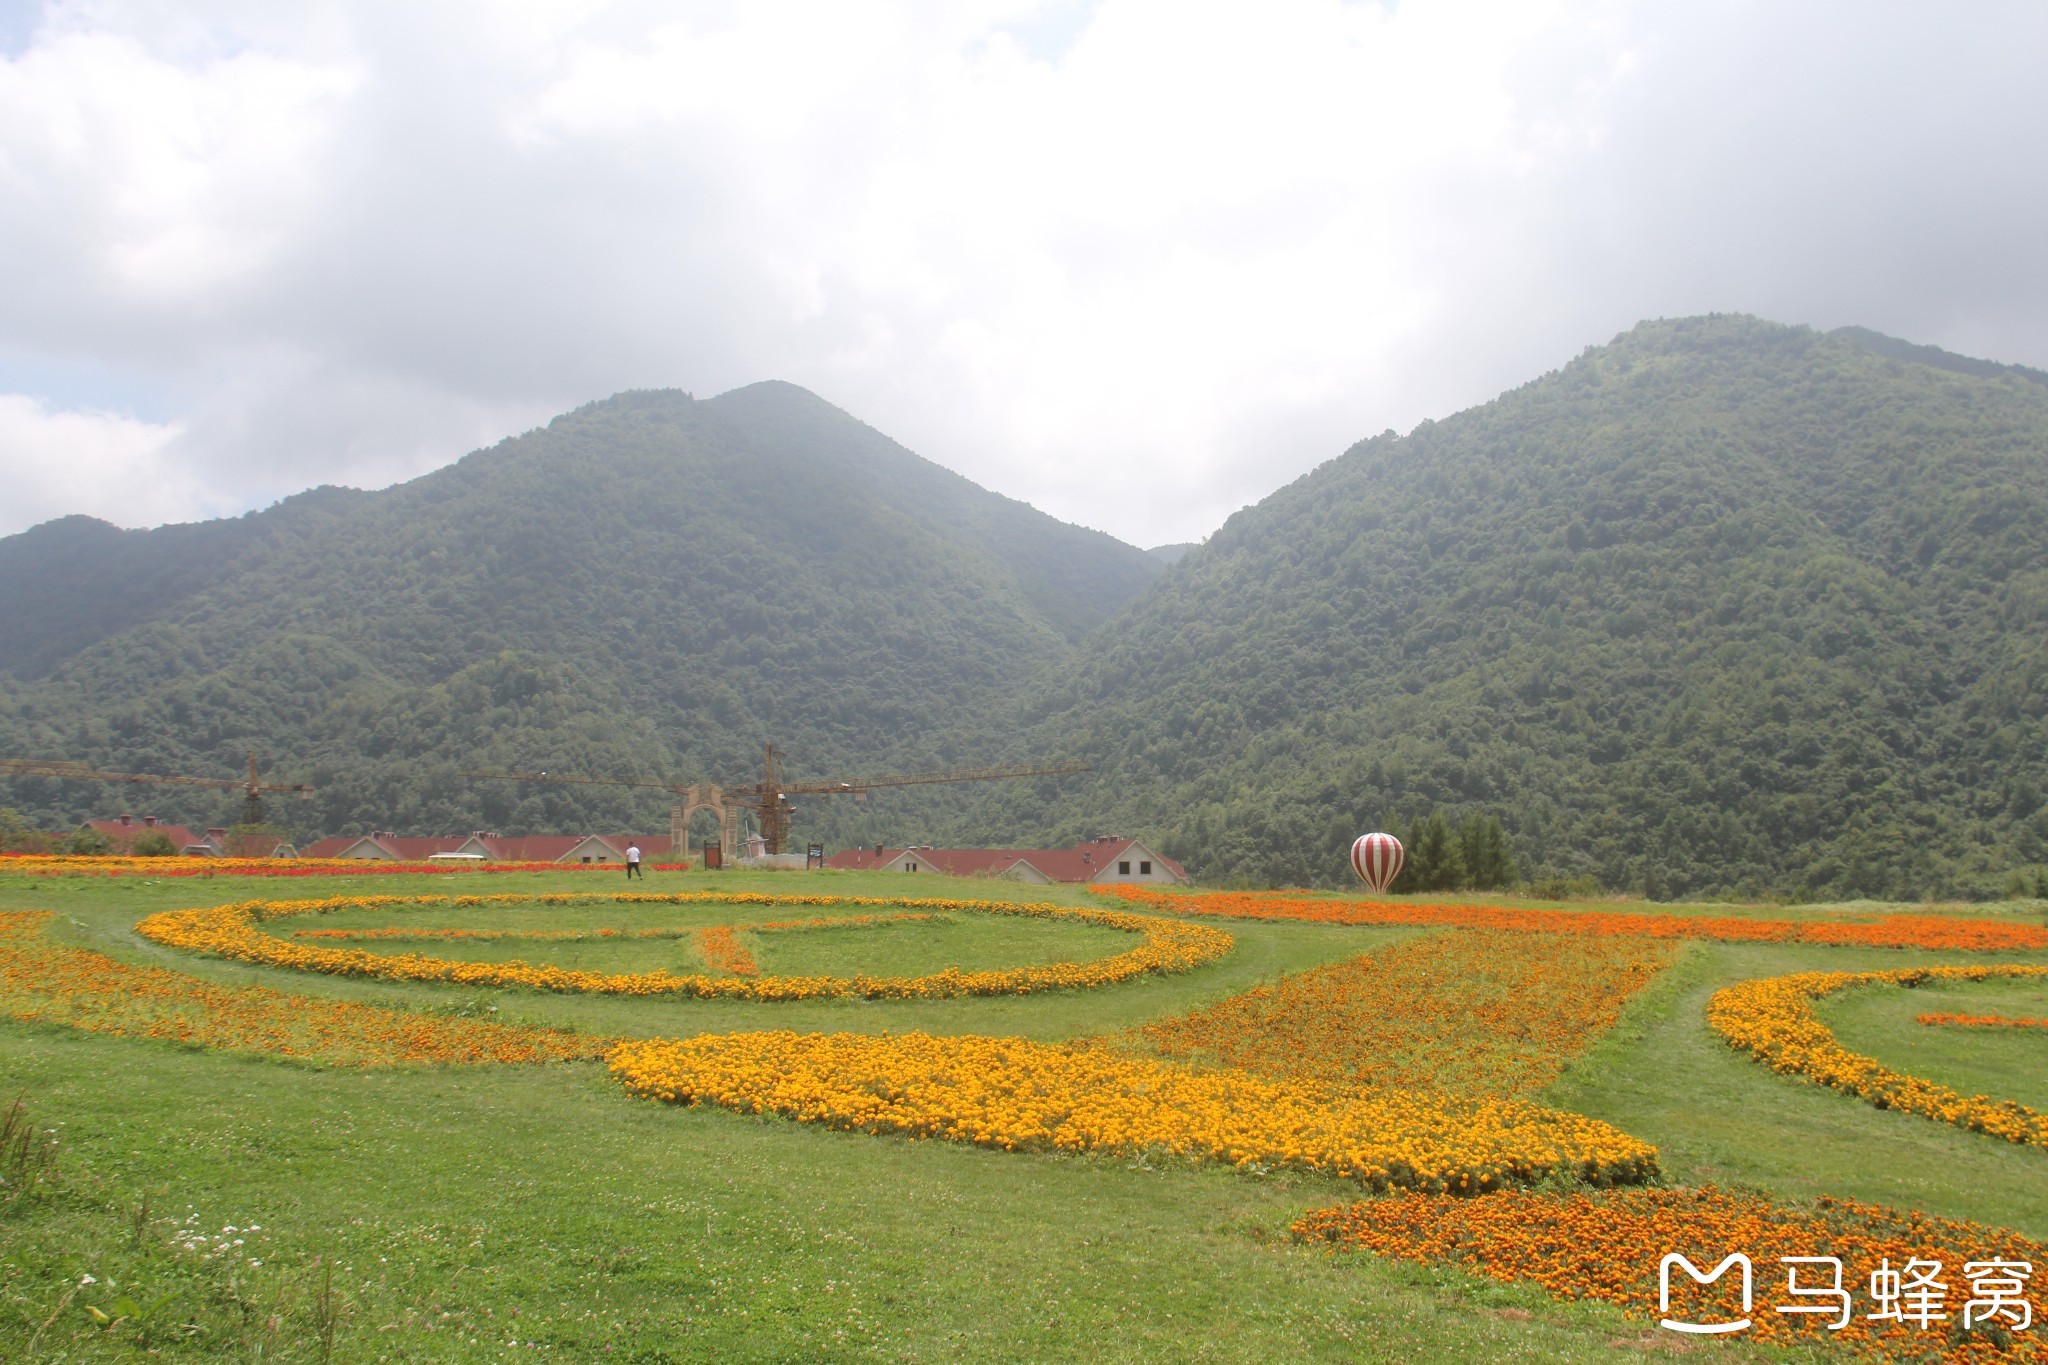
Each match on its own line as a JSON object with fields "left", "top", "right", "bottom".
{"left": 253, "top": 900, "right": 1140, "bottom": 981}
{"left": 4, "top": 865, "right": 2042, "bottom": 1361}
{"left": 1819, "top": 974, "right": 2048, "bottom": 1113}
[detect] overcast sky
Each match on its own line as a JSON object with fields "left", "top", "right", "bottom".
{"left": 2, "top": 1, "right": 2044, "bottom": 548}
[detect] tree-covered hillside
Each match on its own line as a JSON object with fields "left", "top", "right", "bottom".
{"left": 971, "top": 317, "right": 2048, "bottom": 899}
{"left": 7, "top": 318, "right": 2044, "bottom": 898}
{"left": 0, "top": 383, "right": 1154, "bottom": 839}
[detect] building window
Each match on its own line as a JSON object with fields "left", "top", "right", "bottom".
{"left": 581, "top": 856, "right": 591, "bottom": 864}
{"left": 1140, "top": 860, "right": 1151, "bottom": 875}
{"left": 908, "top": 861, "right": 919, "bottom": 872}
{"left": 1118, "top": 860, "right": 1131, "bottom": 875}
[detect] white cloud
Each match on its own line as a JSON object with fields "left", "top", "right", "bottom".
{"left": 0, "top": 16, "right": 360, "bottom": 338}
{"left": 0, "top": 0, "right": 2043, "bottom": 544}
{"left": 0, "top": 393, "right": 199, "bottom": 527}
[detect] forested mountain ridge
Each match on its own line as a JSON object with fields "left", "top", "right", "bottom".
{"left": 5, "top": 317, "right": 2044, "bottom": 900}
{"left": 0, "top": 487, "right": 368, "bottom": 680}
{"left": 0, "top": 383, "right": 1157, "bottom": 838}
{"left": 1831, "top": 325, "right": 2048, "bottom": 390}
{"left": 967, "top": 315, "right": 2048, "bottom": 899}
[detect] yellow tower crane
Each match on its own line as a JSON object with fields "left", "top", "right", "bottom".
{"left": 0, "top": 752, "right": 314, "bottom": 826}
{"left": 463, "top": 746, "right": 1089, "bottom": 859}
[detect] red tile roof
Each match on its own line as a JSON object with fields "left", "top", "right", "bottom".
{"left": 296, "top": 833, "right": 677, "bottom": 862}
{"left": 290, "top": 834, "right": 468, "bottom": 860}
{"left": 827, "top": 848, "right": 894, "bottom": 872}
{"left": 379, "top": 836, "right": 472, "bottom": 860}
{"left": 476, "top": 835, "right": 675, "bottom": 861}
{"left": 825, "top": 838, "right": 1184, "bottom": 883}
{"left": 476, "top": 835, "right": 596, "bottom": 862}
{"left": 84, "top": 817, "right": 209, "bottom": 852}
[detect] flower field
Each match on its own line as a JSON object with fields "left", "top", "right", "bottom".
{"left": 1102, "top": 885, "right": 2048, "bottom": 952}
{"left": 4, "top": 865, "right": 2047, "bottom": 1360}
{"left": 0, "top": 910, "right": 607, "bottom": 1067}
{"left": 605, "top": 1028, "right": 1661, "bottom": 1192}
{"left": 1127, "top": 927, "right": 1677, "bottom": 1097}
{"left": 135, "top": 892, "right": 1233, "bottom": 1000}
{"left": 1295, "top": 1186, "right": 2048, "bottom": 1361}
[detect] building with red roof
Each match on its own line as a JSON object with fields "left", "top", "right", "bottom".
{"left": 297, "top": 831, "right": 677, "bottom": 864}
{"left": 79, "top": 813, "right": 295, "bottom": 858}
{"left": 825, "top": 836, "right": 1186, "bottom": 885}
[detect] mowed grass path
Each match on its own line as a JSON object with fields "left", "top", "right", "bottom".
{"left": 3, "top": 866, "right": 2040, "bottom": 1359}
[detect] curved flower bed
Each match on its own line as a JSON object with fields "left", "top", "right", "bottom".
{"left": 1708, "top": 965, "right": 2048, "bottom": 1148}
{"left": 0, "top": 911, "right": 608, "bottom": 1067}
{"left": 135, "top": 893, "right": 1233, "bottom": 1000}
{"left": 1296, "top": 1186, "right": 2048, "bottom": 1361}
{"left": 606, "top": 1029, "right": 1659, "bottom": 1193}
{"left": 1100, "top": 886, "right": 2048, "bottom": 953}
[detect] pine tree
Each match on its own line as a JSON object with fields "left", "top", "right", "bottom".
{"left": 1458, "top": 815, "right": 1515, "bottom": 890}
{"left": 1405, "top": 812, "right": 1463, "bottom": 892}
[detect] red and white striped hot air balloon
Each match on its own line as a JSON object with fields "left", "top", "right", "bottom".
{"left": 1350, "top": 832, "right": 1404, "bottom": 893}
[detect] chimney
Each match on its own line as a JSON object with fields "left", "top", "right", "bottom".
{"left": 143, "top": 815, "right": 157, "bottom": 827}
{"left": 206, "top": 828, "right": 227, "bottom": 838}
{"left": 119, "top": 813, "right": 133, "bottom": 826}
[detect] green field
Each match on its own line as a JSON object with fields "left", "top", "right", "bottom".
{"left": 3, "top": 867, "right": 2045, "bottom": 1361}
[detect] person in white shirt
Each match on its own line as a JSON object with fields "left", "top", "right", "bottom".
{"left": 625, "top": 843, "right": 643, "bottom": 879}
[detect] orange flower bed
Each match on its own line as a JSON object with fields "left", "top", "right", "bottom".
{"left": 0, "top": 911, "right": 608, "bottom": 1067}
{"left": 135, "top": 893, "right": 1233, "bottom": 1001}
{"left": 607, "top": 1030, "right": 1660, "bottom": 1193}
{"left": 1296, "top": 1187, "right": 2047, "bottom": 1362}
{"left": 1710, "top": 966, "right": 2048, "bottom": 1149}
{"left": 1128, "top": 928, "right": 1677, "bottom": 1098}
{"left": 0, "top": 855, "right": 688, "bottom": 878}
{"left": 695, "top": 926, "right": 757, "bottom": 976}
{"left": 1920, "top": 1013, "right": 2048, "bottom": 1031}
{"left": 1099, "top": 886, "right": 2048, "bottom": 953}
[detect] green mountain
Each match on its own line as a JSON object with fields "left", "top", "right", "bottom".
{"left": 968, "top": 316, "right": 2048, "bottom": 899}
{"left": 8, "top": 319, "right": 2045, "bottom": 899}
{"left": 0, "top": 382, "right": 1158, "bottom": 839}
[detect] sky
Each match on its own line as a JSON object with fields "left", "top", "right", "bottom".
{"left": 1, "top": 1, "right": 2044, "bottom": 549}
